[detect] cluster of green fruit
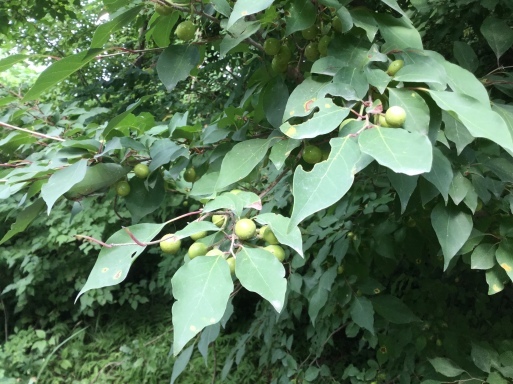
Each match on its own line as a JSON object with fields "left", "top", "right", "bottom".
{"left": 158, "top": 216, "right": 287, "bottom": 275}
{"left": 115, "top": 163, "right": 150, "bottom": 197}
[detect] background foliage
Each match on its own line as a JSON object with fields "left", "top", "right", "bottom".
{"left": 2, "top": 0, "right": 513, "bottom": 383}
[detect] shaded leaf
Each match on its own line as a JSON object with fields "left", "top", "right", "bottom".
{"left": 422, "top": 147, "right": 453, "bottom": 202}
{"left": 388, "top": 88, "right": 430, "bottom": 134}
{"left": 480, "top": 16, "right": 513, "bottom": 59}
{"left": 0, "top": 198, "right": 45, "bottom": 245}
{"left": 170, "top": 344, "right": 194, "bottom": 384}
{"left": 431, "top": 203, "right": 473, "bottom": 270}
{"left": 372, "top": 295, "right": 421, "bottom": 324}
{"left": 157, "top": 45, "right": 200, "bottom": 92}
{"left": 471, "top": 243, "right": 497, "bottom": 270}
{"left": 376, "top": 14, "right": 423, "bottom": 51}
{"left": 125, "top": 176, "right": 165, "bottom": 224}
{"left": 285, "top": 0, "right": 316, "bottom": 36}
{"left": 90, "top": 5, "right": 143, "bottom": 48}
{"left": 387, "top": 170, "right": 418, "bottom": 213}
{"left": 496, "top": 241, "right": 513, "bottom": 282}
{"left": 428, "top": 357, "right": 465, "bottom": 377}
{"left": 350, "top": 296, "right": 374, "bottom": 334}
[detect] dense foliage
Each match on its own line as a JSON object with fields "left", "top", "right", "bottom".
{"left": 2, "top": 0, "right": 513, "bottom": 383}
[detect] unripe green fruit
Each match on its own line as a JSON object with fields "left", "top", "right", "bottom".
{"left": 318, "top": 35, "right": 331, "bottom": 56}
{"left": 175, "top": 20, "right": 196, "bottom": 41}
{"left": 332, "top": 17, "right": 343, "bottom": 33}
{"left": 134, "top": 163, "right": 150, "bottom": 179}
{"left": 260, "top": 225, "right": 279, "bottom": 245}
{"left": 386, "top": 59, "right": 404, "bottom": 76}
{"left": 188, "top": 242, "right": 208, "bottom": 259}
{"left": 230, "top": 189, "right": 242, "bottom": 195}
{"left": 271, "top": 56, "right": 288, "bottom": 73}
{"left": 385, "top": 106, "right": 407, "bottom": 127}
{"left": 212, "top": 215, "right": 226, "bottom": 227}
{"left": 234, "top": 218, "right": 256, "bottom": 240}
{"left": 263, "top": 37, "right": 281, "bottom": 55}
{"left": 301, "top": 25, "right": 319, "bottom": 40}
{"left": 302, "top": 145, "right": 322, "bottom": 164}
{"left": 226, "top": 257, "right": 236, "bottom": 275}
{"left": 116, "top": 181, "right": 130, "bottom": 197}
{"left": 184, "top": 167, "right": 196, "bottom": 182}
{"left": 155, "top": 2, "right": 173, "bottom": 16}
{"left": 190, "top": 231, "right": 207, "bottom": 240}
{"left": 264, "top": 244, "right": 286, "bottom": 262}
{"left": 378, "top": 114, "right": 390, "bottom": 127}
{"left": 206, "top": 248, "right": 224, "bottom": 257}
{"left": 160, "top": 234, "right": 181, "bottom": 254}
{"left": 304, "top": 42, "right": 319, "bottom": 61}
{"left": 277, "top": 45, "right": 292, "bottom": 62}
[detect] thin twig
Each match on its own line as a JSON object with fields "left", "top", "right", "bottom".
{"left": 0, "top": 121, "right": 65, "bottom": 142}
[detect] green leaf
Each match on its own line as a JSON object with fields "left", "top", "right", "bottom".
{"left": 376, "top": 14, "right": 423, "bottom": 51}
{"left": 90, "top": 5, "right": 143, "bottom": 48}
{"left": 290, "top": 137, "right": 360, "bottom": 229}
{"left": 387, "top": 170, "right": 418, "bottom": 213}
{"left": 64, "top": 163, "right": 131, "bottom": 200}
{"left": 172, "top": 256, "right": 233, "bottom": 355}
{"left": 285, "top": 0, "right": 316, "bottom": 36}
{"left": 443, "top": 112, "right": 474, "bottom": 155}
{"left": 308, "top": 267, "right": 337, "bottom": 325}
{"left": 429, "top": 90, "right": 513, "bottom": 154}
{"left": 226, "top": 0, "right": 273, "bottom": 29}
{"left": 283, "top": 77, "right": 328, "bottom": 119}
{"left": 350, "top": 296, "right": 374, "bottom": 334}
{"left": 0, "top": 54, "right": 29, "bottom": 72}
{"left": 430, "top": 203, "right": 473, "bottom": 270}
{"left": 449, "top": 172, "right": 472, "bottom": 206}
{"left": 41, "top": 159, "right": 88, "bottom": 214}
{"left": 101, "top": 97, "right": 148, "bottom": 139}
{"left": 350, "top": 8, "right": 378, "bottom": 42}
{"left": 23, "top": 49, "right": 102, "bottom": 101}
{"left": 480, "top": 16, "right": 513, "bottom": 60}
{"left": 263, "top": 79, "right": 289, "bottom": 128}
{"left": 280, "top": 98, "right": 349, "bottom": 139}
{"left": 394, "top": 51, "right": 447, "bottom": 90}
{"left": 422, "top": 147, "right": 453, "bottom": 202}
{"left": 443, "top": 61, "right": 489, "bottom": 106}
{"left": 157, "top": 45, "right": 200, "bottom": 92}
{"left": 149, "top": 139, "right": 189, "bottom": 172}
{"left": 471, "top": 243, "right": 497, "bottom": 270}
{"left": 379, "top": 0, "right": 409, "bottom": 19}
{"left": 236, "top": 246, "right": 287, "bottom": 313}
{"left": 254, "top": 213, "right": 304, "bottom": 257}
{"left": 487, "top": 372, "right": 509, "bottom": 384}
{"left": 471, "top": 342, "right": 499, "bottom": 374}
{"left": 388, "top": 89, "right": 430, "bottom": 135}
{"left": 486, "top": 265, "right": 506, "bottom": 295}
{"left": 125, "top": 176, "right": 165, "bottom": 224}
{"left": 495, "top": 241, "right": 513, "bottom": 282}
{"left": 77, "top": 223, "right": 166, "bottom": 299}
{"left": 428, "top": 357, "right": 465, "bottom": 377}
{"left": 0, "top": 198, "right": 45, "bottom": 245}
{"left": 371, "top": 295, "right": 420, "bottom": 324}
{"left": 203, "top": 193, "right": 243, "bottom": 215}
{"left": 453, "top": 41, "right": 479, "bottom": 73}
{"left": 220, "top": 20, "right": 260, "bottom": 58}
{"left": 150, "top": 12, "right": 179, "bottom": 48}
{"left": 216, "top": 138, "right": 274, "bottom": 189}
{"left": 269, "top": 138, "right": 301, "bottom": 171}
{"left": 170, "top": 344, "right": 194, "bottom": 384}
{"left": 174, "top": 221, "right": 221, "bottom": 239}
{"left": 358, "top": 127, "right": 433, "bottom": 176}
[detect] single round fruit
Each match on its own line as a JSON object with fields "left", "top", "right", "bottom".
{"left": 234, "top": 218, "right": 256, "bottom": 240}
{"left": 271, "top": 56, "right": 288, "bottom": 73}
{"left": 260, "top": 225, "right": 279, "bottom": 245}
{"left": 337, "top": 265, "right": 344, "bottom": 274}
{"left": 190, "top": 231, "right": 207, "bottom": 240}
{"left": 304, "top": 42, "right": 319, "bottom": 61}
{"left": 385, "top": 106, "right": 407, "bottom": 127}
{"left": 212, "top": 214, "right": 226, "bottom": 227}
{"left": 206, "top": 248, "right": 224, "bottom": 257}
{"left": 160, "top": 234, "right": 181, "bottom": 254}
{"left": 188, "top": 242, "right": 208, "bottom": 259}
{"left": 155, "top": 2, "right": 173, "bottom": 16}
{"left": 226, "top": 257, "right": 236, "bottom": 275}
{"left": 277, "top": 45, "right": 292, "bottom": 62}
{"left": 378, "top": 114, "right": 390, "bottom": 127}
{"left": 184, "top": 167, "right": 196, "bottom": 182}
{"left": 230, "top": 189, "right": 242, "bottom": 195}
{"left": 332, "top": 17, "right": 343, "bottom": 33}
{"left": 175, "top": 20, "right": 196, "bottom": 41}
{"left": 264, "top": 244, "right": 286, "bottom": 262}
{"left": 116, "top": 181, "right": 130, "bottom": 197}
{"left": 318, "top": 35, "right": 331, "bottom": 56}
{"left": 134, "top": 163, "right": 150, "bottom": 179}
{"left": 302, "top": 145, "right": 322, "bottom": 164}
{"left": 386, "top": 59, "right": 404, "bottom": 76}
{"left": 302, "top": 25, "right": 319, "bottom": 40}
{"left": 263, "top": 37, "right": 281, "bottom": 55}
